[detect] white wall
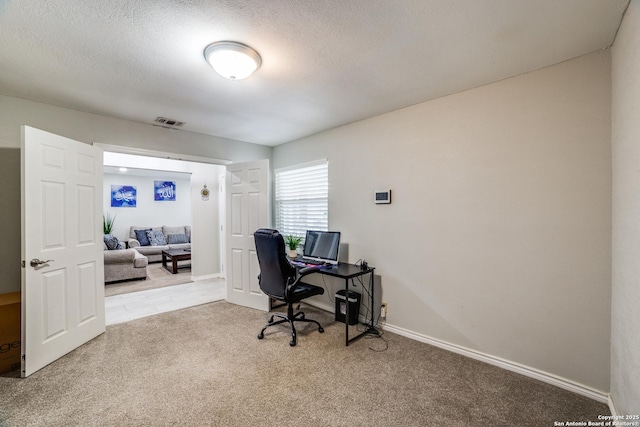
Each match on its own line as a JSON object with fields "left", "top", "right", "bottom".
{"left": 104, "top": 153, "right": 224, "bottom": 279}
{"left": 274, "top": 51, "right": 612, "bottom": 393}
{"left": 103, "top": 172, "right": 192, "bottom": 242}
{"left": 611, "top": 0, "right": 640, "bottom": 415}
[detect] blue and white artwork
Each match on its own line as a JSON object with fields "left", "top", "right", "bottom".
{"left": 154, "top": 181, "right": 176, "bottom": 201}
{"left": 111, "top": 185, "right": 137, "bottom": 207}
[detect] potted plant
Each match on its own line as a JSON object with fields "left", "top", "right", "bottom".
{"left": 284, "top": 235, "right": 302, "bottom": 258}
{"left": 103, "top": 212, "right": 116, "bottom": 235}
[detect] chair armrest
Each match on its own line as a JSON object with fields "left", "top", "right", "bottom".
{"left": 298, "top": 266, "right": 320, "bottom": 277}
{"left": 287, "top": 266, "right": 321, "bottom": 294}
{"left": 128, "top": 239, "right": 141, "bottom": 248}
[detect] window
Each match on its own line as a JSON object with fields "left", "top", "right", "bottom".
{"left": 275, "top": 160, "right": 328, "bottom": 238}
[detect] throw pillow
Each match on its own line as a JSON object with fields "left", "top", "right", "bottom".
{"left": 103, "top": 234, "right": 120, "bottom": 250}
{"left": 167, "top": 233, "right": 189, "bottom": 244}
{"left": 134, "top": 228, "right": 152, "bottom": 246}
{"left": 146, "top": 230, "right": 167, "bottom": 246}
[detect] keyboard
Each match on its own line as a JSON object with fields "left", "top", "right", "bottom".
{"left": 291, "top": 259, "right": 331, "bottom": 268}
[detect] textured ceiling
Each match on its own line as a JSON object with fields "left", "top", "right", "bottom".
{"left": 0, "top": 0, "right": 629, "bottom": 146}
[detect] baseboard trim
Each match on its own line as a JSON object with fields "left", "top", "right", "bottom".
{"left": 303, "top": 300, "right": 607, "bottom": 403}
{"left": 191, "top": 273, "right": 222, "bottom": 282}
{"left": 382, "top": 323, "right": 609, "bottom": 403}
{"left": 608, "top": 394, "right": 618, "bottom": 417}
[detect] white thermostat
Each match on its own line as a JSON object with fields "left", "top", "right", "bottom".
{"left": 374, "top": 190, "right": 392, "bottom": 204}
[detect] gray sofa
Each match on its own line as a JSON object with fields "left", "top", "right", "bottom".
{"left": 104, "top": 248, "right": 148, "bottom": 283}
{"left": 127, "top": 225, "right": 191, "bottom": 263}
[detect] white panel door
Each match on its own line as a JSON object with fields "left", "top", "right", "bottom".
{"left": 21, "top": 126, "right": 105, "bottom": 377}
{"left": 225, "top": 159, "right": 269, "bottom": 311}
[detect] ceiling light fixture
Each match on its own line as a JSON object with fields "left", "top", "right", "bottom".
{"left": 203, "top": 41, "right": 262, "bottom": 80}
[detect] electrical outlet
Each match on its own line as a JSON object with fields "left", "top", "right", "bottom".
{"left": 380, "top": 302, "right": 387, "bottom": 318}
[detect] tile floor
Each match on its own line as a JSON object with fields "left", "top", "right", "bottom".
{"left": 105, "top": 278, "right": 226, "bottom": 325}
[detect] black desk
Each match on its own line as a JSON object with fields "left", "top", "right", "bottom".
{"left": 311, "top": 263, "right": 381, "bottom": 346}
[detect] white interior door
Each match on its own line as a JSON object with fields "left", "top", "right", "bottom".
{"left": 21, "top": 126, "right": 105, "bottom": 377}
{"left": 225, "top": 159, "right": 269, "bottom": 311}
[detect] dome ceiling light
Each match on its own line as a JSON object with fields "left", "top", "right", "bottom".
{"left": 203, "top": 41, "right": 262, "bottom": 80}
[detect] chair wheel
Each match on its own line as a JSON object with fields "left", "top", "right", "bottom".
{"left": 319, "top": 327, "right": 324, "bottom": 333}
{"left": 257, "top": 333, "right": 264, "bottom": 339}
{"left": 289, "top": 340, "right": 296, "bottom": 346}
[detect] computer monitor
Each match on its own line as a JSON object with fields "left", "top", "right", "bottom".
{"left": 302, "top": 230, "right": 341, "bottom": 264}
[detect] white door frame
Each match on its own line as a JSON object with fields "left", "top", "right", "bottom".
{"left": 219, "top": 174, "right": 226, "bottom": 279}
{"left": 99, "top": 147, "right": 229, "bottom": 282}
{"left": 22, "top": 138, "right": 267, "bottom": 369}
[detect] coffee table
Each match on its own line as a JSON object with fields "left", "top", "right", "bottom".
{"left": 161, "top": 249, "right": 191, "bottom": 274}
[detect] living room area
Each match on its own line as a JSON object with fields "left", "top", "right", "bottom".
{"left": 101, "top": 150, "right": 227, "bottom": 324}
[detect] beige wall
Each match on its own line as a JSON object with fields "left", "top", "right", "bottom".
{"left": 0, "top": 94, "right": 271, "bottom": 161}
{"left": 274, "top": 51, "right": 612, "bottom": 392}
{"left": 0, "top": 39, "right": 619, "bottom": 398}
{"left": 611, "top": 0, "right": 640, "bottom": 415}
{"left": 0, "top": 148, "right": 21, "bottom": 294}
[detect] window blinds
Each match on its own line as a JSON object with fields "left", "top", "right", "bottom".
{"left": 275, "top": 161, "right": 328, "bottom": 238}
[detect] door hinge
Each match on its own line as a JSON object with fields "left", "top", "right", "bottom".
{"left": 21, "top": 260, "right": 25, "bottom": 268}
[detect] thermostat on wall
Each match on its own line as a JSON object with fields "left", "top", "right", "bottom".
{"left": 374, "top": 190, "right": 391, "bottom": 204}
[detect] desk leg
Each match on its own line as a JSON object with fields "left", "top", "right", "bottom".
{"left": 345, "top": 278, "right": 350, "bottom": 346}
{"left": 365, "top": 272, "right": 381, "bottom": 335}
{"left": 345, "top": 269, "right": 381, "bottom": 346}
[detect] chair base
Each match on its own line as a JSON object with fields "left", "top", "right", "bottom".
{"left": 257, "top": 304, "right": 324, "bottom": 346}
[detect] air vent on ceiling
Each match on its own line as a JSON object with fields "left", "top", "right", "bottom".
{"left": 154, "top": 117, "right": 185, "bottom": 128}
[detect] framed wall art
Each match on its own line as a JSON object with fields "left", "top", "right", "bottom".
{"left": 154, "top": 180, "right": 176, "bottom": 201}
{"left": 111, "top": 185, "right": 137, "bottom": 207}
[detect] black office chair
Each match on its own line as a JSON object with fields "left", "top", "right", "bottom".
{"left": 254, "top": 228, "right": 325, "bottom": 346}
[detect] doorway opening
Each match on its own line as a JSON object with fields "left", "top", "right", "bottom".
{"left": 102, "top": 151, "right": 227, "bottom": 324}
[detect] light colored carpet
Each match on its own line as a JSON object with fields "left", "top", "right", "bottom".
{"left": 0, "top": 302, "right": 609, "bottom": 426}
{"left": 105, "top": 262, "right": 192, "bottom": 297}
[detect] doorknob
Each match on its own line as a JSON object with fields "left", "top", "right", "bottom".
{"left": 30, "top": 258, "right": 53, "bottom": 267}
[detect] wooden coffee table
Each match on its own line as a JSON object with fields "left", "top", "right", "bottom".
{"left": 161, "top": 249, "right": 191, "bottom": 274}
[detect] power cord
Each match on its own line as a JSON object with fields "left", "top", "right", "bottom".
{"left": 366, "top": 333, "right": 389, "bottom": 352}
{"left": 321, "top": 274, "right": 336, "bottom": 305}
{"left": 354, "top": 258, "right": 369, "bottom": 271}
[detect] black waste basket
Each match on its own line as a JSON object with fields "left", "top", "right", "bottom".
{"left": 335, "top": 290, "right": 361, "bottom": 325}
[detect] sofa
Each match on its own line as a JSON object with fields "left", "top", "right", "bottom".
{"left": 127, "top": 225, "right": 192, "bottom": 263}
{"left": 104, "top": 247, "right": 148, "bottom": 283}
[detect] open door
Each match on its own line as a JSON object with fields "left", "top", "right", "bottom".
{"left": 21, "top": 126, "right": 105, "bottom": 377}
{"left": 225, "top": 159, "right": 269, "bottom": 311}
